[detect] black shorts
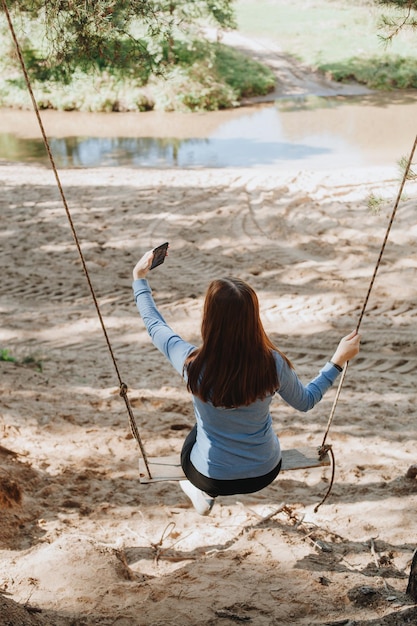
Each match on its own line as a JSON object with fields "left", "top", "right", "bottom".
{"left": 180, "top": 425, "right": 282, "bottom": 498}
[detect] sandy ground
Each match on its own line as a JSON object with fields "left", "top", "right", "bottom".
{"left": 1, "top": 157, "right": 417, "bottom": 626}
{"left": 1, "top": 24, "right": 417, "bottom": 626}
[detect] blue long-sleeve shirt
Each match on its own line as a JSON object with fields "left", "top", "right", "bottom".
{"left": 133, "top": 279, "right": 340, "bottom": 480}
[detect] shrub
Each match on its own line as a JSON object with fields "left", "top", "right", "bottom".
{"left": 320, "top": 55, "right": 417, "bottom": 89}
{"left": 0, "top": 30, "right": 275, "bottom": 111}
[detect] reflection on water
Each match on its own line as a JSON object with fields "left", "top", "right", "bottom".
{"left": 0, "top": 134, "right": 185, "bottom": 168}
{"left": 0, "top": 133, "right": 329, "bottom": 168}
{"left": 1, "top": 93, "right": 416, "bottom": 169}
{"left": 0, "top": 116, "right": 333, "bottom": 168}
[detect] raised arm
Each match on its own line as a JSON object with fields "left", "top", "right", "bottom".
{"left": 276, "top": 330, "right": 361, "bottom": 412}
{"left": 132, "top": 249, "right": 195, "bottom": 377}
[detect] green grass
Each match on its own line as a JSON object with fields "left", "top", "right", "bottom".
{"left": 0, "top": 349, "right": 16, "bottom": 363}
{"left": 320, "top": 54, "right": 417, "bottom": 89}
{"left": 235, "top": 0, "right": 417, "bottom": 89}
{"left": 0, "top": 348, "right": 42, "bottom": 371}
{"left": 235, "top": 0, "right": 417, "bottom": 62}
{"left": 215, "top": 44, "right": 276, "bottom": 97}
{"left": 149, "top": 40, "right": 276, "bottom": 112}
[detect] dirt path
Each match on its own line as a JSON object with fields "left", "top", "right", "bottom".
{"left": 214, "top": 29, "right": 372, "bottom": 100}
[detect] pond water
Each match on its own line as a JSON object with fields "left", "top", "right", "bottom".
{"left": 0, "top": 92, "right": 416, "bottom": 170}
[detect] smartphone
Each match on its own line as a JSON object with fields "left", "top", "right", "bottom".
{"left": 150, "top": 242, "right": 169, "bottom": 270}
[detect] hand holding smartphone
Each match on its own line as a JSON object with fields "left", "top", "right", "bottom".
{"left": 150, "top": 242, "right": 169, "bottom": 270}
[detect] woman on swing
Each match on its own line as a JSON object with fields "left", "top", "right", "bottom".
{"left": 133, "top": 248, "right": 360, "bottom": 515}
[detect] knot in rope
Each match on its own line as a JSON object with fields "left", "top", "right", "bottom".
{"left": 318, "top": 443, "right": 332, "bottom": 461}
{"left": 119, "top": 382, "right": 128, "bottom": 397}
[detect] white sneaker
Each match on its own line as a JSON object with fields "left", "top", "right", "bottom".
{"left": 180, "top": 480, "right": 215, "bottom": 516}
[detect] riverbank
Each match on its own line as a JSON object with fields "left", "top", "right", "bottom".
{"left": 1, "top": 162, "right": 417, "bottom": 625}
{"left": 2, "top": 90, "right": 417, "bottom": 171}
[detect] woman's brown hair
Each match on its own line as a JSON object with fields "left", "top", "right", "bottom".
{"left": 185, "top": 278, "right": 292, "bottom": 407}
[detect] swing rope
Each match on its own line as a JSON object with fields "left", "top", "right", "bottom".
{"left": 314, "top": 132, "right": 417, "bottom": 511}
{"left": 1, "top": 0, "right": 152, "bottom": 480}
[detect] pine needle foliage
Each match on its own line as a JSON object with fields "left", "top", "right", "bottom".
{"left": 1, "top": 0, "right": 236, "bottom": 80}
{"left": 377, "top": 0, "right": 417, "bottom": 42}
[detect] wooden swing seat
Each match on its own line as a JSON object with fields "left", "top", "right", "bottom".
{"left": 138, "top": 446, "right": 330, "bottom": 483}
